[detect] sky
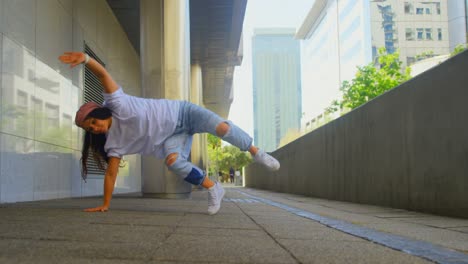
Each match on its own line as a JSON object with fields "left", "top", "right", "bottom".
{"left": 228, "top": 0, "right": 313, "bottom": 136}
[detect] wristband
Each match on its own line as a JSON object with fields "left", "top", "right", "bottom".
{"left": 83, "top": 53, "right": 90, "bottom": 64}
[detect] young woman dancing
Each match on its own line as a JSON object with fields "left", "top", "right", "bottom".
{"left": 59, "top": 52, "right": 280, "bottom": 215}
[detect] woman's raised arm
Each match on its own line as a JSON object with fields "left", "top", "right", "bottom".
{"left": 59, "top": 52, "right": 119, "bottom": 94}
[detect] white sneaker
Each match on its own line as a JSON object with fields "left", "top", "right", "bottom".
{"left": 207, "top": 182, "right": 225, "bottom": 215}
{"left": 253, "top": 150, "right": 280, "bottom": 171}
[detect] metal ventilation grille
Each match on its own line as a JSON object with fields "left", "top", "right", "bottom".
{"left": 84, "top": 44, "right": 107, "bottom": 175}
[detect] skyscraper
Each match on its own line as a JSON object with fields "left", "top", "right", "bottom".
{"left": 252, "top": 28, "right": 302, "bottom": 152}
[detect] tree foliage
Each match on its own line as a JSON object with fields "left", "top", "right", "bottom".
{"left": 207, "top": 133, "right": 221, "bottom": 149}
{"left": 326, "top": 48, "right": 411, "bottom": 114}
{"left": 451, "top": 44, "right": 468, "bottom": 56}
{"left": 415, "top": 50, "right": 435, "bottom": 61}
{"left": 207, "top": 134, "right": 251, "bottom": 176}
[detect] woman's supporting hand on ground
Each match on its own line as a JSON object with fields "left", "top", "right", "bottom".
{"left": 84, "top": 205, "right": 109, "bottom": 212}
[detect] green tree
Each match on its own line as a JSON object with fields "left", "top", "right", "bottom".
{"left": 207, "top": 133, "right": 221, "bottom": 149}
{"left": 217, "top": 145, "right": 251, "bottom": 173}
{"left": 451, "top": 44, "right": 468, "bottom": 56}
{"left": 206, "top": 134, "right": 251, "bottom": 176}
{"left": 326, "top": 48, "right": 411, "bottom": 113}
{"left": 207, "top": 134, "right": 222, "bottom": 176}
{"left": 415, "top": 50, "right": 435, "bottom": 61}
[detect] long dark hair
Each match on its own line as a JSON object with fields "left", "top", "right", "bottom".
{"left": 81, "top": 107, "right": 112, "bottom": 180}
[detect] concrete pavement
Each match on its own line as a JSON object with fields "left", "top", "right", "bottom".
{"left": 0, "top": 184, "right": 467, "bottom": 263}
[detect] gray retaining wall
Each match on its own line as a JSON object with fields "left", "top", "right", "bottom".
{"left": 246, "top": 50, "right": 468, "bottom": 218}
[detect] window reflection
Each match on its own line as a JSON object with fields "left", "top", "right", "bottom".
{"left": 2, "top": 36, "right": 75, "bottom": 149}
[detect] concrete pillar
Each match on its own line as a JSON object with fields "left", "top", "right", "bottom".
{"left": 140, "top": 0, "right": 192, "bottom": 198}
{"left": 164, "top": 0, "right": 191, "bottom": 101}
{"left": 190, "top": 64, "right": 207, "bottom": 171}
{"left": 140, "top": 0, "right": 163, "bottom": 99}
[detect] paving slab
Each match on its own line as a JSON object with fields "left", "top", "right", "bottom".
{"left": 153, "top": 233, "right": 298, "bottom": 263}
{"left": 362, "top": 222, "right": 468, "bottom": 252}
{"left": 395, "top": 216, "right": 468, "bottom": 228}
{"left": 174, "top": 226, "right": 266, "bottom": 238}
{"left": 278, "top": 239, "right": 432, "bottom": 264}
{"left": 448, "top": 226, "right": 468, "bottom": 234}
{"left": 255, "top": 220, "right": 363, "bottom": 241}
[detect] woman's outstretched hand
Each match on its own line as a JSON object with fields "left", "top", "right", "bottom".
{"left": 58, "top": 52, "right": 85, "bottom": 68}
{"left": 84, "top": 205, "right": 109, "bottom": 212}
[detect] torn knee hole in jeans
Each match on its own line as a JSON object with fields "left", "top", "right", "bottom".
{"left": 216, "top": 121, "right": 230, "bottom": 137}
{"left": 165, "top": 153, "right": 179, "bottom": 166}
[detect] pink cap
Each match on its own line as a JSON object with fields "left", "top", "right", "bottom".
{"left": 75, "top": 101, "right": 101, "bottom": 127}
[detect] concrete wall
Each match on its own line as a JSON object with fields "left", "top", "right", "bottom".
{"left": 246, "top": 50, "right": 468, "bottom": 218}
{"left": 0, "top": 0, "right": 142, "bottom": 203}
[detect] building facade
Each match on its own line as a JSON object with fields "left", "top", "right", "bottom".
{"left": 447, "top": 0, "right": 468, "bottom": 50}
{"left": 371, "top": 0, "right": 450, "bottom": 67}
{"left": 0, "top": 0, "right": 142, "bottom": 202}
{"left": 252, "top": 28, "right": 302, "bottom": 152}
{"left": 297, "top": 0, "right": 372, "bottom": 130}
{"left": 0, "top": 0, "right": 245, "bottom": 203}
{"left": 298, "top": 0, "right": 462, "bottom": 133}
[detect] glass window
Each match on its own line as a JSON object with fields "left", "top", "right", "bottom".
{"left": 437, "top": 28, "right": 442, "bottom": 40}
{"left": 45, "top": 103, "right": 59, "bottom": 128}
{"left": 16, "top": 91, "right": 28, "bottom": 108}
{"left": 436, "top": 2, "right": 441, "bottom": 15}
{"left": 384, "top": 24, "right": 393, "bottom": 32}
{"left": 62, "top": 114, "right": 72, "bottom": 127}
{"left": 32, "top": 97, "right": 43, "bottom": 135}
{"left": 15, "top": 91, "right": 29, "bottom": 131}
{"left": 416, "top": 8, "right": 424, "bottom": 14}
{"left": 417, "top": 28, "right": 424, "bottom": 39}
{"left": 385, "top": 33, "right": 394, "bottom": 41}
{"left": 32, "top": 97, "right": 42, "bottom": 112}
{"left": 425, "top": 7, "right": 431, "bottom": 14}
{"left": 425, "top": 28, "right": 433, "bottom": 40}
{"left": 406, "top": 28, "right": 415, "bottom": 40}
{"left": 383, "top": 14, "right": 393, "bottom": 20}
{"left": 385, "top": 42, "right": 395, "bottom": 54}
{"left": 404, "top": 2, "right": 413, "bottom": 14}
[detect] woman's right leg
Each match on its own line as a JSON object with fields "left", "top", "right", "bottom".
{"left": 213, "top": 120, "right": 253, "bottom": 152}
{"left": 187, "top": 103, "right": 252, "bottom": 150}
{"left": 187, "top": 103, "right": 280, "bottom": 171}
{"left": 214, "top": 122, "right": 280, "bottom": 171}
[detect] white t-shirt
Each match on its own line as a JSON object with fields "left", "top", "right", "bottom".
{"left": 103, "top": 88, "right": 180, "bottom": 159}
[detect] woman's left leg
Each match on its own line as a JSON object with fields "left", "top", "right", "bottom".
{"left": 163, "top": 133, "right": 205, "bottom": 185}
{"left": 163, "top": 131, "right": 225, "bottom": 215}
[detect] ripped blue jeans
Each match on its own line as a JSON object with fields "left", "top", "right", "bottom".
{"left": 163, "top": 101, "right": 253, "bottom": 185}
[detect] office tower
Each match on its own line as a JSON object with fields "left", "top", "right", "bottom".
{"left": 252, "top": 28, "right": 302, "bottom": 152}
